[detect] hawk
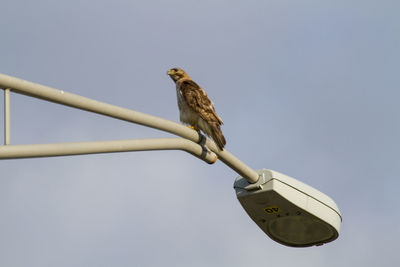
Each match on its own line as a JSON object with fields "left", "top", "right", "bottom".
{"left": 167, "top": 68, "right": 226, "bottom": 150}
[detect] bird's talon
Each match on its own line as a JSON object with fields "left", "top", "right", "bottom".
{"left": 187, "top": 125, "right": 200, "bottom": 132}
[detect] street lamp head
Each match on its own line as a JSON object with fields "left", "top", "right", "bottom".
{"left": 234, "top": 169, "right": 342, "bottom": 247}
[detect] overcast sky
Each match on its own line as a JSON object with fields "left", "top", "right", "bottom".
{"left": 1, "top": 0, "right": 399, "bottom": 266}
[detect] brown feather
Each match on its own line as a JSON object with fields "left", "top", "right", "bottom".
{"left": 210, "top": 124, "right": 226, "bottom": 150}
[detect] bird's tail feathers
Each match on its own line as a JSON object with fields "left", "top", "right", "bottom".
{"left": 211, "top": 126, "right": 226, "bottom": 150}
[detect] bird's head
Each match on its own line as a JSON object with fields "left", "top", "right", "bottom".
{"left": 167, "top": 68, "right": 188, "bottom": 82}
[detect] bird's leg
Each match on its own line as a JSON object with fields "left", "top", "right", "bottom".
{"left": 187, "top": 125, "right": 200, "bottom": 132}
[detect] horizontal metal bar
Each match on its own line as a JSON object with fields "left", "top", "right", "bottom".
{"left": 0, "top": 74, "right": 260, "bottom": 183}
{"left": 0, "top": 138, "right": 218, "bottom": 164}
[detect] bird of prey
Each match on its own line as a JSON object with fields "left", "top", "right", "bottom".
{"left": 167, "top": 68, "right": 226, "bottom": 150}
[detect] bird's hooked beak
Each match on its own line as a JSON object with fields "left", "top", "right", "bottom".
{"left": 167, "top": 69, "right": 174, "bottom": 75}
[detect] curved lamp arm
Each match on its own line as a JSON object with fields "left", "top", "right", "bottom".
{"left": 0, "top": 73, "right": 259, "bottom": 183}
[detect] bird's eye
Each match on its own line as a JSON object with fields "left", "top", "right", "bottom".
{"left": 173, "top": 68, "right": 178, "bottom": 72}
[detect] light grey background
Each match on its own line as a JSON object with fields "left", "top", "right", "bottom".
{"left": 1, "top": 0, "right": 399, "bottom": 266}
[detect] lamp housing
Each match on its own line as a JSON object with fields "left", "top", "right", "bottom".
{"left": 234, "top": 169, "right": 342, "bottom": 247}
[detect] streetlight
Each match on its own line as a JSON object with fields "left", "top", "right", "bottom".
{"left": 235, "top": 169, "right": 341, "bottom": 247}
{"left": 0, "top": 73, "right": 342, "bottom": 247}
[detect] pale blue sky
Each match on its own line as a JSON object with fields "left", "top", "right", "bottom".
{"left": 1, "top": 0, "right": 399, "bottom": 266}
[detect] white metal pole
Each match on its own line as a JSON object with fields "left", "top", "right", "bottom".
{"left": 4, "top": 88, "right": 10, "bottom": 145}
{"left": 0, "top": 73, "right": 260, "bottom": 183}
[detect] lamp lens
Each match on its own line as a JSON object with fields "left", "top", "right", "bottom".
{"left": 268, "top": 216, "right": 334, "bottom": 246}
